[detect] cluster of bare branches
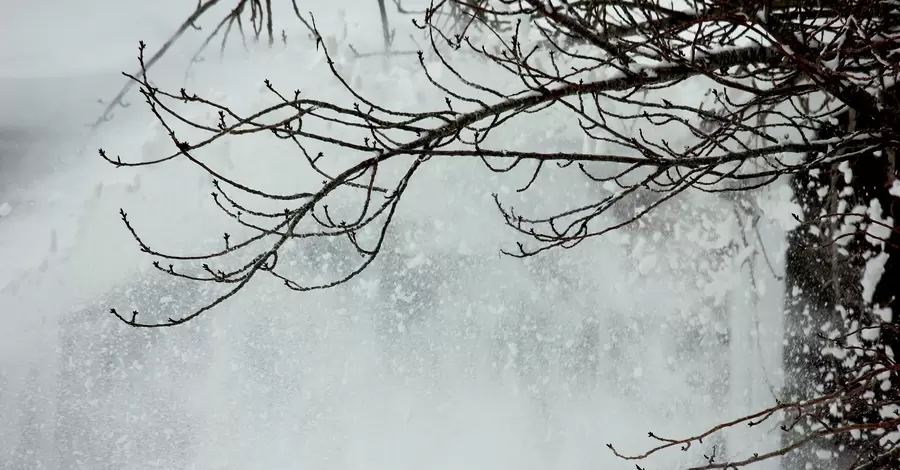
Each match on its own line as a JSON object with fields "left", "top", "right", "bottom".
{"left": 93, "top": 0, "right": 314, "bottom": 128}
{"left": 93, "top": 0, "right": 413, "bottom": 127}
{"left": 99, "top": 0, "right": 899, "bottom": 467}
{"left": 609, "top": 317, "right": 900, "bottom": 469}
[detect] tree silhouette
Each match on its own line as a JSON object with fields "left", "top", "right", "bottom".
{"left": 98, "top": 0, "right": 900, "bottom": 468}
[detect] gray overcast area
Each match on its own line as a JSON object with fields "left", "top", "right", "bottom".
{"left": 1, "top": 0, "right": 185, "bottom": 191}
{"left": 0, "top": 1, "right": 794, "bottom": 469}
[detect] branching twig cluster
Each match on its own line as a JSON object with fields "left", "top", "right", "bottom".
{"left": 100, "top": 0, "right": 899, "bottom": 467}
{"left": 611, "top": 339, "right": 900, "bottom": 469}
{"left": 93, "top": 0, "right": 322, "bottom": 129}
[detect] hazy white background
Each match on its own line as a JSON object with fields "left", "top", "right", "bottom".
{"left": 1, "top": 1, "right": 788, "bottom": 469}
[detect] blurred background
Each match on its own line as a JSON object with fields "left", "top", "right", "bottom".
{"left": 0, "top": 1, "right": 785, "bottom": 469}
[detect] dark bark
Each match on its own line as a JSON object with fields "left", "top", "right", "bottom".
{"left": 783, "top": 85, "right": 900, "bottom": 469}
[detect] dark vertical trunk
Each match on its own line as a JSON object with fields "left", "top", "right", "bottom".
{"left": 377, "top": 0, "right": 391, "bottom": 53}
{"left": 782, "top": 86, "right": 900, "bottom": 469}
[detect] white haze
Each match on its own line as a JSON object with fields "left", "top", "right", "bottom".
{"left": 1, "top": 1, "right": 788, "bottom": 469}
